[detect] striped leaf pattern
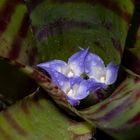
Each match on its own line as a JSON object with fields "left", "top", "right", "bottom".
{"left": 0, "top": 0, "right": 38, "bottom": 65}
{"left": 0, "top": 91, "right": 93, "bottom": 140}
{"left": 28, "top": 0, "right": 134, "bottom": 64}
{"left": 1, "top": 0, "right": 140, "bottom": 140}
{"left": 80, "top": 75, "right": 140, "bottom": 140}
{"left": 0, "top": 0, "right": 39, "bottom": 102}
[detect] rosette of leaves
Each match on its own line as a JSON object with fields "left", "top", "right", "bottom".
{"left": 0, "top": 0, "right": 140, "bottom": 140}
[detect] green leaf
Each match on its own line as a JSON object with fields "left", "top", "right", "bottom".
{"left": 28, "top": 0, "right": 134, "bottom": 64}
{"left": 80, "top": 75, "right": 140, "bottom": 140}
{"left": 0, "top": 60, "right": 37, "bottom": 102}
{"left": 69, "top": 122, "right": 93, "bottom": 135}
{"left": 0, "top": 0, "right": 39, "bottom": 102}
{"left": 122, "top": 1, "right": 140, "bottom": 75}
{"left": 0, "top": 90, "right": 93, "bottom": 140}
{"left": 0, "top": 0, "right": 38, "bottom": 65}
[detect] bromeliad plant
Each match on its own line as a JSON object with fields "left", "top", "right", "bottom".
{"left": 37, "top": 48, "right": 119, "bottom": 105}
{"left": 1, "top": 0, "right": 140, "bottom": 140}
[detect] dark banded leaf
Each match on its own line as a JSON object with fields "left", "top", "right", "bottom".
{"left": 0, "top": 91, "right": 93, "bottom": 140}
{"left": 27, "top": 0, "right": 134, "bottom": 65}
{"left": 0, "top": 0, "right": 38, "bottom": 65}
{"left": 0, "top": 0, "right": 39, "bottom": 102}
{"left": 80, "top": 75, "right": 140, "bottom": 140}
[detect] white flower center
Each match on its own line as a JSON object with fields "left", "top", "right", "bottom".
{"left": 67, "top": 89, "right": 73, "bottom": 96}
{"left": 100, "top": 76, "right": 106, "bottom": 83}
{"left": 66, "top": 84, "right": 79, "bottom": 99}
{"left": 67, "top": 89, "right": 76, "bottom": 99}
{"left": 90, "top": 66, "right": 107, "bottom": 83}
{"left": 67, "top": 70, "right": 74, "bottom": 77}
{"left": 63, "top": 65, "right": 75, "bottom": 77}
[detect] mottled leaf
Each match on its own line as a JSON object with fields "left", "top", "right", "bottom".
{"left": 27, "top": 0, "right": 134, "bottom": 65}
{"left": 0, "top": 90, "right": 93, "bottom": 140}
{"left": 80, "top": 75, "right": 140, "bottom": 140}
{"left": 0, "top": 0, "right": 38, "bottom": 65}
{"left": 0, "top": 0, "right": 39, "bottom": 102}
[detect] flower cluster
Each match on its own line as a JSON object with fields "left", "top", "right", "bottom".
{"left": 37, "top": 48, "right": 119, "bottom": 106}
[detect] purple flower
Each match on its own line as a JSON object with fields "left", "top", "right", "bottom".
{"left": 37, "top": 48, "right": 88, "bottom": 78}
{"left": 40, "top": 68, "right": 101, "bottom": 105}
{"left": 85, "top": 53, "right": 119, "bottom": 86}
{"left": 37, "top": 48, "right": 119, "bottom": 106}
